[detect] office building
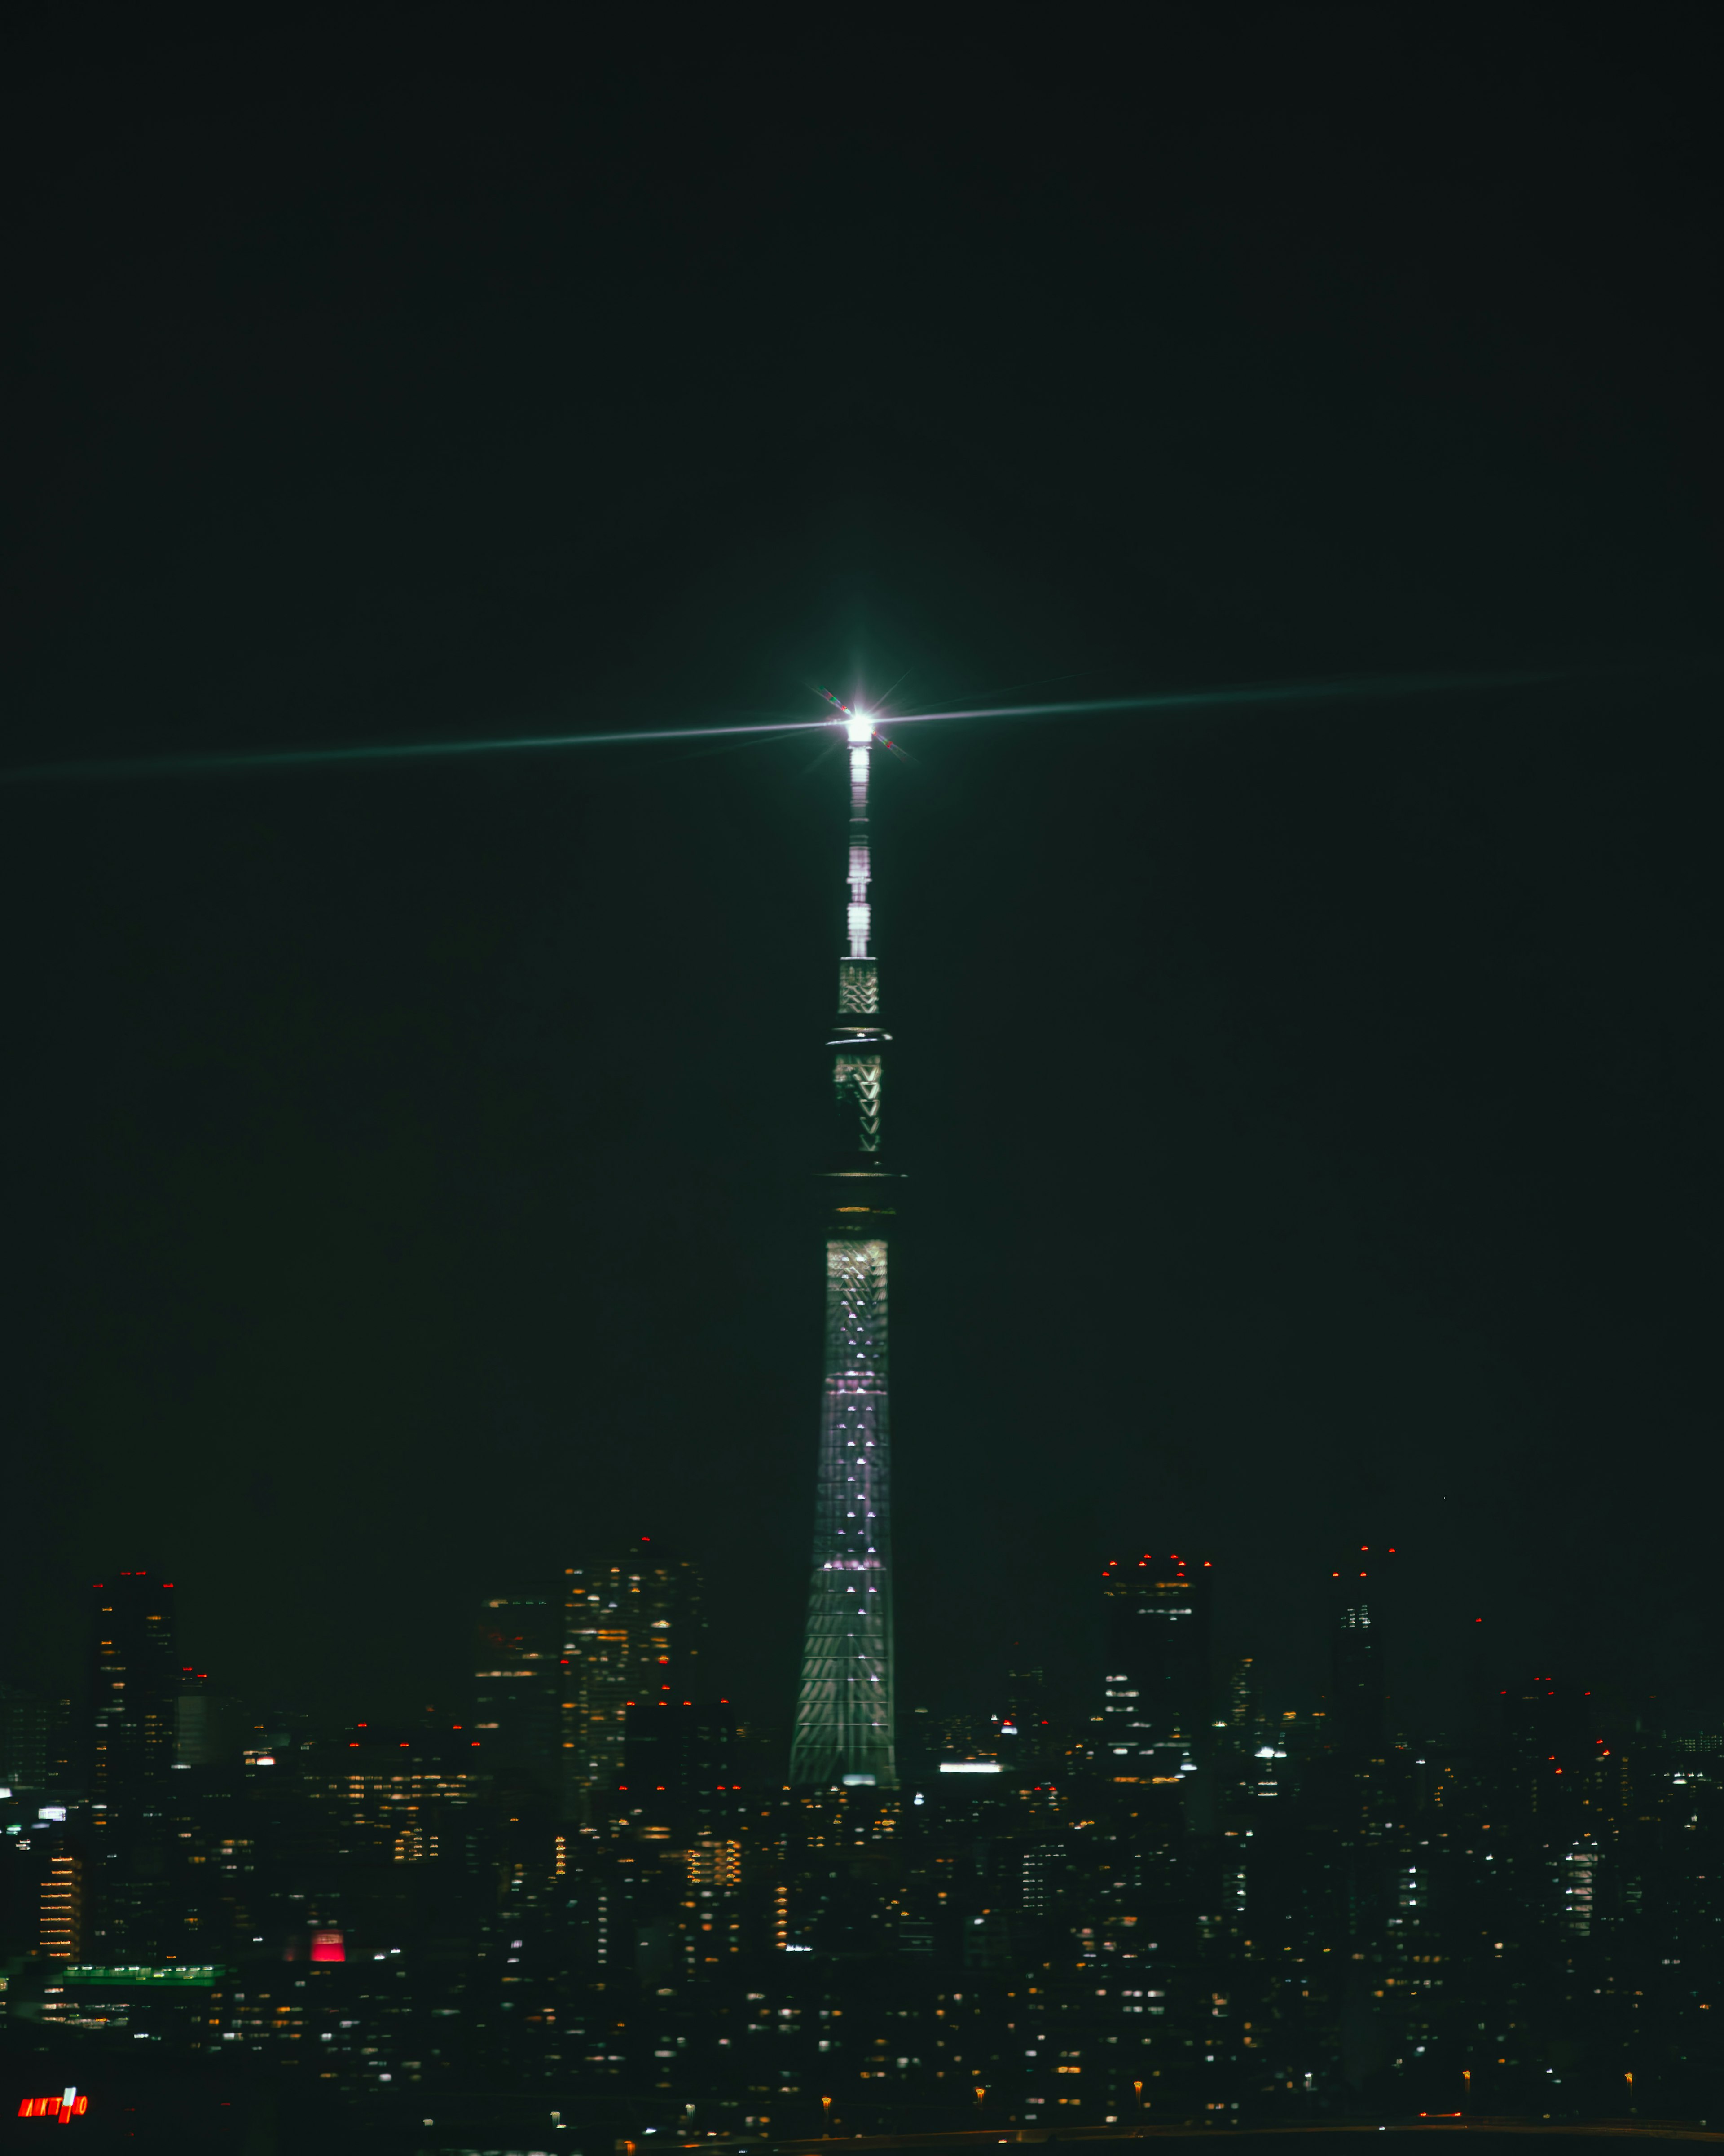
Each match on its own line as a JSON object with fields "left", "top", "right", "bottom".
{"left": 174, "top": 1669, "right": 239, "bottom": 1770}
{"left": 0, "top": 1682, "right": 52, "bottom": 1793}
{"left": 617, "top": 1699, "right": 738, "bottom": 1835}
{"left": 473, "top": 1591, "right": 559, "bottom": 1792}
{"left": 1500, "top": 1673, "right": 1588, "bottom": 1820}
{"left": 40, "top": 1840, "right": 85, "bottom": 1961}
{"left": 1327, "top": 1547, "right": 1393, "bottom": 1750}
{"left": 561, "top": 1546, "right": 703, "bottom": 1817}
{"left": 1101, "top": 1553, "right": 1213, "bottom": 1773}
{"left": 88, "top": 1571, "right": 179, "bottom": 1826}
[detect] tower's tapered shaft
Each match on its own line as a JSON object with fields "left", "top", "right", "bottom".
{"left": 789, "top": 720, "right": 898, "bottom": 1787}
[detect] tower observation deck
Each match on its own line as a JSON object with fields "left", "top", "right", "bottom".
{"left": 788, "top": 711, "right": 899, "bottom": 1787}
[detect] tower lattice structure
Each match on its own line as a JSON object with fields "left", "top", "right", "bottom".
{"left": 789, "top": 716, "right": 899, "bottom": 1787}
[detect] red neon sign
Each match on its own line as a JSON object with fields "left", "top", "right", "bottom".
{"left": 310, "top": 1929, "right": 345, "bottom": 1964}
{"left": 18, "top": 2089, "right": 89, "bottom": 2120}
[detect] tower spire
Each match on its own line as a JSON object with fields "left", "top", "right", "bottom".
{"left": 789, "top": 706, "right": 898, "bottom": 1787}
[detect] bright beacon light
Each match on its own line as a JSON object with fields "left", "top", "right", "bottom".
{"left": 814, "top": 683, "right": 875, "bottom": 742}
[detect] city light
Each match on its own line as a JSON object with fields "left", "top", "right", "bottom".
{"left": 0, "top": 663, "right": 1702, "bottom": 2134}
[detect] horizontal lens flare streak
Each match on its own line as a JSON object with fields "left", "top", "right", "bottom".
{"left": 0, "top": 714, "right": 833, "bottom": 786}
{"left": 1, "top": 665, "right": 1570, "bottom": 785}
{"left": 894, "top": 666, "right": 1568, "bottom": 730}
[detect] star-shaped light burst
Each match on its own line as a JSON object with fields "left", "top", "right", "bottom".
{"left": 811, "top": 683, "right": 877, "bottom": 745}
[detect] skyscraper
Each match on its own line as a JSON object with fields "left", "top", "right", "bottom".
{"left": 789, "top": 710, "right": 898, "bottom": 1788}
{"left": 1101, "top": 1554, "right": 1213, "bottom": 1774}
{"left": 0, "top": 1682, "right": 52, "bottom": 1793}
{"left": 560, "top": 1544, "right": 703, "bottom": 1817}
{"left": 174, "top": 1668, "right": 237, "bottom": 1770}
{"left": 88, "top": 1571, "right": 179, "bottom": 1827}
{"left": 618, "top": 1699, "right": 738, "bottom": 1837}
{"left": 1327, "top": 1546, "right": 1395, "bottom": 1750}
{"left": 473, "top": 1591, "right": 559, "bottom": 1793}
{"left": 39, "top": 1839, "right": 84, "bottom": 1962}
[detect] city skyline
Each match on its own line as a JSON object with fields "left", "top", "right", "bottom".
{"left": 3, "top": 13, "right": 1721, "bottom": 2146}
{"left": 2, "top": 1533, "right": 1685, "bottom": 1799}
{"left": 11, "top": 1526, "right": 1724, "bottom": 2143}
{"left": 3, "top": 10, "right": 1719, "bottom": 1790}
{"left": 4, "top": 608, "right": 1705, "bottom": 1741}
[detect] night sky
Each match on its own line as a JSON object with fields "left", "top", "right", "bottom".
{"left": 2, "top": 14, "right": 1719, "bottom": 1745}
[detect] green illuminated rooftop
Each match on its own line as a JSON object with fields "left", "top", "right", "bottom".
{"left": 62, "top": 1964, "right": 225, "bottom": 1989}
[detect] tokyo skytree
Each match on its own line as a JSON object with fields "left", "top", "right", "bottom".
{"left": 788, "top": 699, "right": 899, "bottom": 1787}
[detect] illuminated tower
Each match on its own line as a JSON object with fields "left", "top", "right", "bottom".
{"left": 788, "top": 709, "right": 898, "bottom": 1787}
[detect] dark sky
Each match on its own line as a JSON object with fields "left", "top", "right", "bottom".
{"left": 2, "top": 13, "right": 1720, "bottom": 1742}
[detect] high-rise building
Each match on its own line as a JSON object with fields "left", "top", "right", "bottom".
{"left": 88, "top": 1571, "right": 179, "bottom": 1827}
{"left": 473, "top": 1592, "right": 559, "bottom": 1793}
{"left": 1500, "top": 1673, "right": 1588, "bottom": 1821}
{"left": 617, "top": 1700, "right": 738, "bottom": 1836}
{"left": 1222, "top": 1655, "right": 1259, "bottom": 1750}
{"left": 1101, "top": 1554, "right": 1213, "bottom": 1773}
{"left": 560, "top": 1545, "right": 703, "bottom": 1817}
{"left": 789, "top": 708, "right": 898, "bottom": 1788}
{"left": 40, "top": 1839, "right": 84, "bottom": 1961}
{"left": 174, "top": 1668, "right": 240, "bottom": 1770}
{"left": 0, "top": 1682, "right": 52, "bottom": 1793}
{"left": 316, "top": 1723, "right": 484, "bottom": 1867}
{"left": 1327, "top": 1546, "right": 1394, "bottom": 1750}
{"left": 1004, "top": 1658, "right": 1054, "bottom": 1768}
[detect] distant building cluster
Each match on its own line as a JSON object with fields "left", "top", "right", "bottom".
{"left": 3, "top": 1549, "right": 1722, "bottom": 2147}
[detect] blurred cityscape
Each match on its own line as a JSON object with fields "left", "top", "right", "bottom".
{"left": 3, "top": 1545, "right": 1721, "bottom": 2150}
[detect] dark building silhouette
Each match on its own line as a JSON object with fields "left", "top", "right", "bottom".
{"left": 617, "top": 1700, "right": 737, "bottom": 1835}
{"left": 561, "top": 1544, "right": 704, "bottom": 1819}
{"left": 85, "top": 1571, "right": 180, "bottom": 1959}
{"left": 0, "top": 1682, "right": 52, "bottom": 1794}
{"left": 473, "top": 1590, "right": 559, "bottom": 1794}
{"left": 1101, "top": 1553, "right": 1213, "bottom": 1773}
{"left": 88, "top": 1570, "right": 179, "bottom": 1825}
{"left": 173, "top": 1667, "right": 240, "bottom": 1770}
{"left": 1004, "top": 1657, "right": 1054, "bottom": 1768}
{"left": 1500, "top": 1672, "right": 1592, "bottom": 1822}
{"left": 1327, "top": 1547, "right": 1394, "bottom": 1750}
{"left": 1221, "top": 1654, "right": 1260, "bottom": 1751}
